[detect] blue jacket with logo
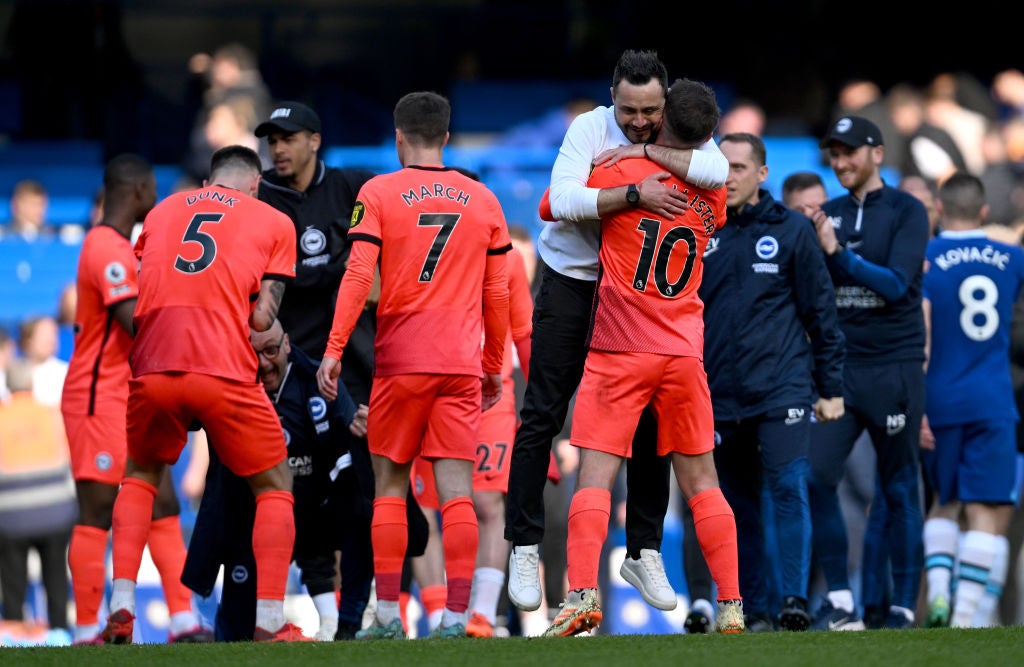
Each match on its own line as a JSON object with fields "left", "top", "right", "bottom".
{"left": 700, "top": 189, "right": 845, "bottom": 421}
{"left": 821, "top": 183, "right": 929, "bottom": 364}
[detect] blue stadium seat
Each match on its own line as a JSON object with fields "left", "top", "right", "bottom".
{"left": 0, "top": 140, "right": 103, "bottom": 165}
{"left": 0, "top": 237, "right": 81, "bottom": 331}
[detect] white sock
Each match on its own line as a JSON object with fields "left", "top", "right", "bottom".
{"left": 168, "top": 610, "right": 201, "bottom": 635}
{"left": 315, "top": 616, "right": 338, "bottom": 641}
{"left": 441, "top": 608, "right": 467, "bottom": 628}
{"left": 73, "top": 623, "right": 101, "bottom": 642}
{"left": 469, "top": 567, "right": 505, "bottom": 624}
{"left": 973, "top": 534, "right": 1008, "bottom": 627}
{"left": 376, "top": 599, "right": 401, "bottom": 625}
{"left": 255, "top": 599, "right": 285, "bottom": 633}
{"left": 826, "top": 589, "right": 855, "bottom": 613}
{"left": 923, "top": 518, "right": 959, "bottom": 602}
{"left": 312, "top": 591, "right": 339, "bottom": 623}
{"left": 952, "top": 530, "right": 997, "bottom": 627}
{"left": 108, "top": 578, "right": 137, "bottom": 616}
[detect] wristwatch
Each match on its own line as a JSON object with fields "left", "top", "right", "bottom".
{"left": 626, "top": 183, "right": 640, "bottom": 206}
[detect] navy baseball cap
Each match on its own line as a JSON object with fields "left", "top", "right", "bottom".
{"left": 819, "top": 116, "right": 884, "bottom": 149}
{"left": 255, "top": 101, "right": 322, "bottom": 137}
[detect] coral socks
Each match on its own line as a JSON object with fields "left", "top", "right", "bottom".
{"left": 566, "top": 487, "right": 611, "bottom": 590}
{"left": 69, "top": 525, "right": 109, "bottom": 625}
{"left": 690, "top": 487, "right": 741, "bottom": 600}
{"left": 440, "top": 496, "right": 478, "bottom": 613}
{"left": 371, "top": 496, "right": 409, "bottom": 603}
{"left": 111, "top": 477, "right": 157, "bottom": 581}
{"left": 253, "top": 490, "right": 295, "bottom": 601}
{"left": 148, "top": 515, "right": 193, "bottom": 615}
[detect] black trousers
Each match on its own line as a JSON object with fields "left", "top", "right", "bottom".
{"left": 504, "top": 263, "right": 670, "bottom": 553}
{"left": 0, "top": 529, "right": 71, "bottom": 629}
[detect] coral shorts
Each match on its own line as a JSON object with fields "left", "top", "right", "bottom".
{"left": 571, "top": 350, "right": 713, "bottom": 458}
{"left": 63, "top": 411, "right": 127, "bottom": 485}
{"left": 127, "top": 372, "right": 286, "bottom": 477}
{"left": 368, "top": 373, "right": 480, "bottom": 465}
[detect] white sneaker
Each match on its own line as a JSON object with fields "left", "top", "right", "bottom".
{"left": 619, "top": 549, "right": 677, "bottom": 611}
{"left": 314, "top": 617, "right": 338, "bottom": 642}
{"left": 508, "top": 544, "right": 542, "bottom": 611}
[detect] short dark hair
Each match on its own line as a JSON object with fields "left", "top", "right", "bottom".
{"left": 612, "top": 49, "right": 668, "bottom": 94}
{"left": 209, "top": 144, "right": 262, "bottom": 178}
{"left": 104, "top": 153, "right": 153, "bottom": 194}
{"left": 719, "top": 132, "right": 766, "bottom": 167}
{"left": 938, "top": 171, "right": 986, "bottom": 220}
{"left": 394, "top": 91, "right": 450, "bottom": 146}
{"left": 781, "top": 171, "right": 825, "bottom": 203}
{"left": 662, "top": 78, "right": 719, "bottom": 145}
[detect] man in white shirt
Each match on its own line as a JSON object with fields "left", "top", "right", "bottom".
{"left": 505, "top": 49, "right": 728, "bottom": 615}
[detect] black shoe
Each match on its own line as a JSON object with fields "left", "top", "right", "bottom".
{"left": 684, "top": 609, "right": 712, "bottom": 634}
{"left": 863, "top": 605, "right": 888, "bottom": 630}
{"left": 334, "top": 620, "right": 361, "bottom": 640}
{"left": 744, "top": 611, "right": 776, "bottom": 632}
{"left": 778, "top": 596, "right": 811, "bottom": 631}
{"left": 883, "top": 609, "right": 914, "bottom": 629}
{"left": 809, "top": 599, "right": 866, "bottom": 631}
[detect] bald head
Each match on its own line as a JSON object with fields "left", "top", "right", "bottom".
{"left": 250, "top": 317, "right": 284, "bottom": 348}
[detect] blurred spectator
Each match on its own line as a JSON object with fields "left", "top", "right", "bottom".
{"left": 3, "top": 180, "right": 51, "bottom": 242}
{"left": 980, "top": 122, "right": 1024, "bottom": 226}
{"left": 781, "top": 171, "right": 828, "bottom": 217}
{"left": 718, "top": 98, "right": 766, "bottom": 137}
{"left": 493, "top": 97, "right": 597, "bottom": 148}
{"left": 887, "top": 84, "right": 966, "bottom": 188}
{"left": 184, "top": 43, "right": 272, "bottom": 185}
{"left": 0, "top": 327, "right": 13, "bottom": 403}
{"left": 830, "top": 78, "right": 902, "bottom": 170}
{"left": 992, "top": 69, "right": 1024, "bottom": 121}
{"left": 184, "top": 96, "right": 270, "bottom": 183}
{"left": 17, "top": 316, "right": 68, "bottom": 408}
{"left": 925, "top": 73, "right": 989, "bottom": 176}
{"left": 0, "top": 358, "right": 76, "bottom": 635}
{"left": 898, "top": 175, "right": 940, "bottom": 236}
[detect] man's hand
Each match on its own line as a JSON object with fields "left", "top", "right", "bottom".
{"left": 316, "top": 357, "right": 342, "bottom": 401}
{"left": 811, "top": 209, "right": 841, "bottom": 255}
{"left": 638, "top": 172, "right": 690, "bottom": 220}
{"left": 348, "top": 403, "right": 369, "bottom": 438}
{"left": 814, "top": 396, "right": 845, "bottom": 422}
{"left": 481, "top": 372, "right": 502, "bottom": 412}
{"left": 919, "top": 414, "right": 935, "bottom": 451}
{"left": 594, "top": 143, "right": 645, "bottom": 167}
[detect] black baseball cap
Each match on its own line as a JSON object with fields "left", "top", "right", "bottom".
{"left": 819, "top": 116, "right": 884, "bottom": 149}
{"left": 254, "top": 101, "right": 322, "bottom": 137}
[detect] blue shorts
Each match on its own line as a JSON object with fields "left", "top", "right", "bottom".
{"left": 923, "top": 419, "right": 1019, "bottom": 505}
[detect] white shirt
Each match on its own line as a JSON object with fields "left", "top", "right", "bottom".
{"left": 32, "top": 356, "right": 68, "bottom": 408}
{"left": 539, "top": 104, "right": 728, "bottom": 280}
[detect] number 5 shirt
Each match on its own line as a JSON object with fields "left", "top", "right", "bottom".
{"left": 131, "top": 185, "right": 296, "bottom": 382}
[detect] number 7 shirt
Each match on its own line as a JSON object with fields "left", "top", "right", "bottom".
{"left": 324, "top": 165, "right": 511, "bottom": 377}
{"left": 585, "top": 157, "right": 726, "bottom": 358}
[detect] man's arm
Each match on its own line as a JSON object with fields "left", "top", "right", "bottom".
{"left": 481, "top": 251, "right": 510, "bottom": 411}
{"left": 111, "top": 298, "right": 137, "bottom": 337}
{"left": 596, "top": 137, "right": 729, "bottom": 190}
{"left": 316, "top": 241, "right": 378, "bottom": 400}
{"left": 250, "top": 279, "right": 285, "bottom": 333}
